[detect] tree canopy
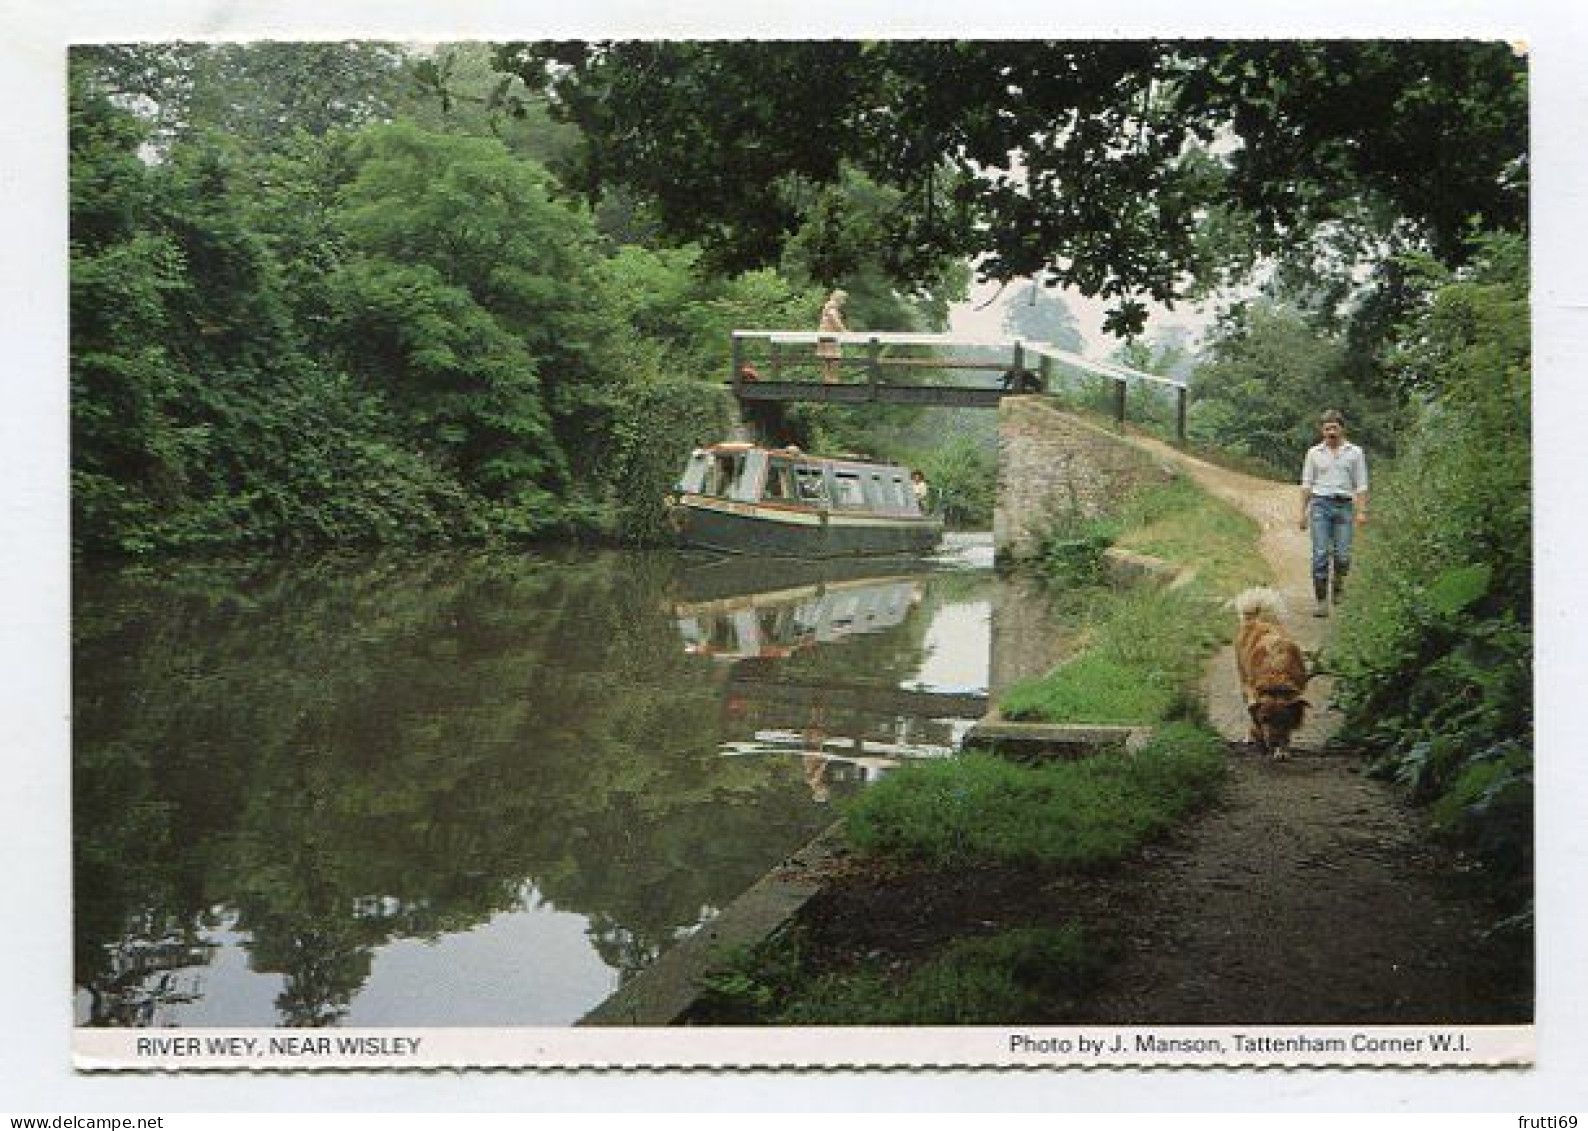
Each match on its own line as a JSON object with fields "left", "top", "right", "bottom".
{"left": 498, "top": 39, "right": 1526, "bottom": 336}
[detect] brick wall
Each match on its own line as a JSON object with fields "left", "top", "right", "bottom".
{"left": 994, "top": 396, "right": 1176, "bottom": 562}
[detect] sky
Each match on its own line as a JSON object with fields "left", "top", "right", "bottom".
{"left": 949, "top": 273, "right": 1215, "bottom": 361}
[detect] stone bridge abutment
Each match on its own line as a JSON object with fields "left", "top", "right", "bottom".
{"left": 993, "top": 396, "right": 1178, "bottom": 564}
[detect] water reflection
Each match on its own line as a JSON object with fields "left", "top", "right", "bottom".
{"left": 73, "top": 545, "right": 999, "bottom": 1027}
{"left": 674, "top": 555, "right": 988, "bottom": 802}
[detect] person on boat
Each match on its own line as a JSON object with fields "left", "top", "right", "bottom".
{"left": 911, "top": 468, "right": 930, "bottom": 512}
{"left": 816, "top": 289, "right": 847, "bottom": 383}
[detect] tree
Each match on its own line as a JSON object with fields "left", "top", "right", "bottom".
{"left": 497, "top": 39, "right": 1526, "bottom": 337}
{"left": 333, "top": 123, "right": 616, "bottom": 496}
{"left": 1186, "top": 302, "right": 1398, "bottom": 475}
{"left": 73, "top": 42, "right": 414, "bottom": 154}
{"left": 1003, "top": 283, "right": 1083, "bottom": 353}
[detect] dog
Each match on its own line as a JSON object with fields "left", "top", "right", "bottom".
{"left": 1234, "top": 587, "right": 1311, "bottom": 759}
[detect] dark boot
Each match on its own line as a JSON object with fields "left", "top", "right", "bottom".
{"left": 1312, "top": 577, "right": 1329, "bottom": 617}
{"left": 1333, "top": 565, "right": 1348, "bottom": 605}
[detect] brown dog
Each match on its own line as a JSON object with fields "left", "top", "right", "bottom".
{"left": 1234, "top": 587, "right": 1311, "bottom": 759}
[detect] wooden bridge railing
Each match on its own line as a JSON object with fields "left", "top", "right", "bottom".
{"left": 729, "top": 330, "right": 1188, "bottom": 441}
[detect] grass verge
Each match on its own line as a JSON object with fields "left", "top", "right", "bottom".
{"left": 695, "top": 924, "right": 1117, "bottom": 1025}
{"left": 688, "top": 723, "right": 1228, "bottom": 1024}
{"left": 999, "top": 473, "right": 1265, "bottom": 725}
{"left": 842, "top": 722, "right": 1227, "bottom": 869}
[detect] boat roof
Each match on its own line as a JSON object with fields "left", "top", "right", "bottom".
{"left": 695, "top": 442, "right": 907, "bottom": 471}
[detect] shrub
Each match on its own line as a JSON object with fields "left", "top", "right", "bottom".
{"left": 603, "top": 377, "right": 737, "bottom": 544}
{"left": 1330, "top": 234, "right": 1531, "bottom": 892}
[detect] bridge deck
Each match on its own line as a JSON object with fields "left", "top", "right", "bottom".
{"left": 728, "top": 329, "right": 1187, "bottom": 437}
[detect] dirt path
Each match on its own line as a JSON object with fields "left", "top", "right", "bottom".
{"left": 1076, "top": 438, "right": 1529, "bottom": 1024}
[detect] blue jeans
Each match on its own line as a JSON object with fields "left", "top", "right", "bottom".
{"left": 1310, "top": 496, "right": 1355, "bottom": 584}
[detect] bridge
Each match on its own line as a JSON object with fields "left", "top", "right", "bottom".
{"left": 729, "top": 330, "right": 1188, "bottom": 440}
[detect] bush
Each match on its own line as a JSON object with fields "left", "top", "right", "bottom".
{"left": 1330, "top": 234, "right": 1531, "bottom": 890}
{"left": 603, "top": 378, "right": 737, "bottom": 544}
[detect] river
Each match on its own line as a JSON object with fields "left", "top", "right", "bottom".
{"left": 72, "top": 534, "right": 1062, "bottom": 1027}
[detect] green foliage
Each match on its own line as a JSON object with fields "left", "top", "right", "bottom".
{"left": 326, "top": 258, "right": 563, "bottom": 499}
{"left": 505, "top": 40, "right": 1526, "bottom": 335}
{"left": 599, "top": 246, "right": 819, "bottom": 382}
{"left": 1331, "top": 234, "right": 1531, "bottom": 889}
{"left": 842, "top": 724, "right": 1226, "bottom": 870}
{"left": 1111, "top": 474, "right": 1268, "bottom": 598}
{"left": 1000, "top": 654, "right": 1178, "bottom": 725}
{"left": 694, "top": 923, "right": 1114, "bottom": 1025}
{"left": 73, "top": 42, "right": 415, "bottom": 154}
{"left": 71, "top": 50, "right": 800, "bottom": 557}
{"left": 1004, "top": 475, "right": 1259, "bottom": 725}
{"left": 782, "top": 925, "right": 1114, "bottom": 1025}
{"left": 1187, "top": 301, "right": 1402, "bottom": 476}
{"left": 917, "top": 437, "right": 997, "bottom": 528}
{"left": 1032, "top": 512, "right": 1122, "bottom": 588}
{"left": 998, "top": 587, "right": 1219, "bottom": 725}
{"left": 604, "top": 378, "right": 736, "bottom": 543}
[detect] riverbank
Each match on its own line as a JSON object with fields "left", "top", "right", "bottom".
{"left": 670, "top": 435, "right": 1531, "bottom": 1027}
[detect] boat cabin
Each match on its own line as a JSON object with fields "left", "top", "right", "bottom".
{"left": 669, "top": 443, "right": 941, "bottom": 558}
{"left": 676, "top": 444, "right": 922, "bottom": 518}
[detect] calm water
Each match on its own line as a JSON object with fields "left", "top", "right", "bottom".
{"left": 72, "top": 536, "right": 1035, "bottom": 1028}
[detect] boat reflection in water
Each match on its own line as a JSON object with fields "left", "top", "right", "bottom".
{"left": 673, "top": 557, "right": 989, "bottom": 801}
{"left": 677, "top": 571, "right": 921, "bottom": 662}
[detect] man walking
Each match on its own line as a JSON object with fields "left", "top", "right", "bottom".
{"left": 1300, "top": 409, "right": 1369, "bottom": 617}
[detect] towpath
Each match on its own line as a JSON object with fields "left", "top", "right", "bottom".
{"left": 1076, "top": 436, "right": 1527, "bottom": 1025}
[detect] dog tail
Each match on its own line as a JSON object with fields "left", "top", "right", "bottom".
{"left": 1235, "top": 586, "right": 1288, "bottom": 623}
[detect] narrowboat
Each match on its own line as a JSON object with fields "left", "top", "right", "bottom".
{"left": 667, "top": 442, "right": 943, "bottom": 558}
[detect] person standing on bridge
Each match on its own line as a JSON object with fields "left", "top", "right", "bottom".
{"left": 1299, "top": 409, "right": 1369, "bottom": 617}
{"left": 816, "top": 289, "right": 848, "bottom": 383}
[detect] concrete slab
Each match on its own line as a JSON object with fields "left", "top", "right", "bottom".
{"left": 578, "top": 823, "right": 850, "bottom": 1026}
{"left": 962, "top": 718, "right": 1151, "bottom": 757}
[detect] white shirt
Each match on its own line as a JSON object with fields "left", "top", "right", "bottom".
{"left": 1301, "top": 440, "right": 1368, "bottom": 498}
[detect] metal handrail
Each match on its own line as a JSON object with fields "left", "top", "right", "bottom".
{"left": 730, "top": 330, "right": 1186, "bottom": 390}
{"left": 729, "top": 329, "right": 1189, "bottom": 440}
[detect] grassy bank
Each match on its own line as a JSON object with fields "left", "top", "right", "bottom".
{"left": 689, "top": 724, "right": 1228, "bottom": 1024}
{"left": 999, "top": 472, "right": 1266, "bottom": 725}
{"left": 844, "top": 726, "right": 1226, "bottom": 870}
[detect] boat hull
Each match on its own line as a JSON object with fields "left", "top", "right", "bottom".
{"left": 671, "top": 496, "right": 942, "bottom": 558}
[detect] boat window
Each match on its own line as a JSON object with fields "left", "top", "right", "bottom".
{"left": 678, "top": 452, "right": 710, "bottom": 495}
{"left": 702, "top": 452, "right": 749, "bottom": 499}
{"left": 889, "top": 475, "right": 910, "bottom": 510}
{"left": 832, "top": 471, "right": 867, "bottom": 509}
{"left": 763, "top": 460, "right": 798, "bottom": 502}
{"left": 795, "top": 466, "right": 828, "bottom": 503}
{"left": 864, "top": 472, "right": 893, "bottom": 511}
